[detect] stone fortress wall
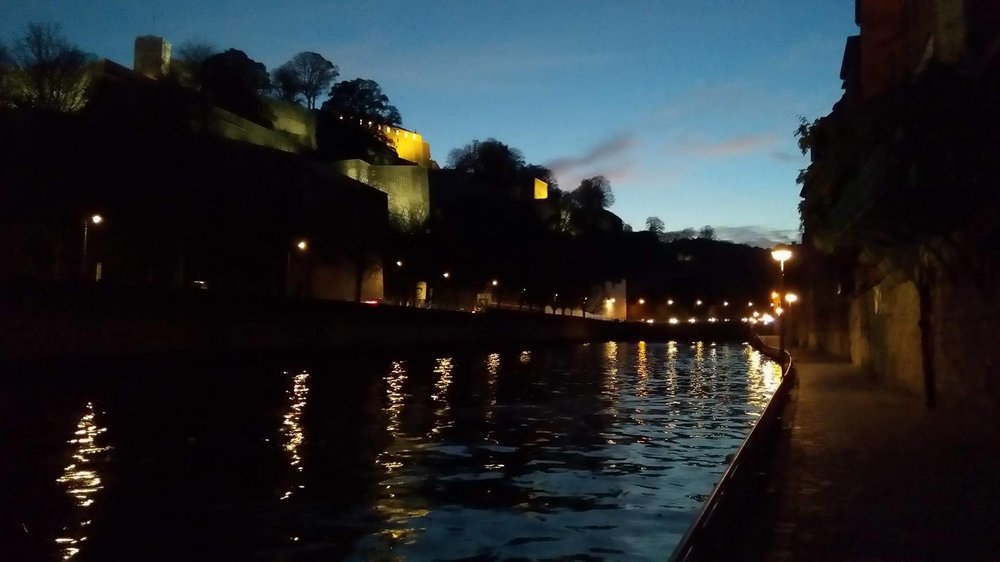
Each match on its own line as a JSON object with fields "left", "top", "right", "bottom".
{"left": 133, "top": 35, "right": 427, "bottom": 223}
{"left": 333, "top": 159, "right": 430, "bottom": 228}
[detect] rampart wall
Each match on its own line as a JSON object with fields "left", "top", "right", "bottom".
{"left": 334, "top": 159, "right": 430, "bottom": 227}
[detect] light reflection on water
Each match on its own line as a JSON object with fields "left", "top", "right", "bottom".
{"left": 54, "top": 401, "right": 111, "bottom": 560}
{"left": 279, "top": 372, "right": 310, "bottom": 501}
{"left": 5, "top": 341, "right": 780, "bottom": 561}
{"left": 349, "top": 341, "right": 780, "bottom": 561}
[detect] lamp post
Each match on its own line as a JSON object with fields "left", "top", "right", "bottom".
{"left": 81, "top": 214, "right": 103, "bottom": 280}
{"left": 771, "top": 246, "right": 793, "bottom": 357}
{"left": 286, "top": 239, "right": 308, "bottom": 296}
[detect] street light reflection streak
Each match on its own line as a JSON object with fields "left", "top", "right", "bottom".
{"left": 745, "top": 347, "right": 781, "bottom": 410}
{"left": 279, "top": 372, "right": 310, "bottom": 500}
{"left": 636, "top": 340, "right": 650, "bottom": 397}
{"left": 55, "top": 401, "right": 111, "bottom": 560}
{"left": 485, "top": 353, "right": 500, "bottom": 426}
{"left": 603, "top": 342, "right": 620, "bottom": 418}
{"left": 385, "top": 361, "right": 407, "bottom": 435}
{"left": 430, "top": 357, "right": 454, "bottom": 436}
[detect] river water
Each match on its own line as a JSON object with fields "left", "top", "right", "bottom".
{"left": 0, "top": 341, "right": 780, "bottom": 561}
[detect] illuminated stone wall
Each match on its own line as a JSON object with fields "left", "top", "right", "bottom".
{"left": 334, "top": 159, "right": 430, "bottom": 228}
{"left": 383, "top": 126, "right": 431, "bottom": 166}
{"left": 267, "top": 100, "right": 317, "bottom": 150}
{"left": 851, "top": 279, "right": 923, "bottom": 392}
{"left": 310, "top": 259, "right": 383, "bottom": 302}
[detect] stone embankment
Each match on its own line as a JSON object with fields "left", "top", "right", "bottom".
{"left": 0, "top": 285, "right": 749, "bottom": 363}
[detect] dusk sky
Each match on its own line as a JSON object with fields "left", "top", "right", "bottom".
{"left": 2, "top": 1, "right": 857, "bottom": 246}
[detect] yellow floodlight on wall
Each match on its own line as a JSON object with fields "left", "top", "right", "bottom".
{"left": 533, "top": 178, "right": 548, "bottom": 200}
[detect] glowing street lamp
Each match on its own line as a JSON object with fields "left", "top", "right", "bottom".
{"left": 491, "top": 279, "right": 499, "bottom": 287}
{"left": 695, "top": 299, "right": 703, "bottom": 306}
{"left": 396, "top": 260, "right": 403, "bottom": 267}
{"left": 442, "top": 271, "right": 450, "bottom": 279}
{"left": 771, "top": 247, "right": 793, "bottom": 272}
{"left": 286, "top": 238, "right": 309, "bottom": 296}
{"left": 81, "top": 214, "right": 104, "bottom": 280}
{"left": 785, "top": 293, "right": 799, "bottom": 304}
{"left": 771, "top": 245, "right": 794, "bottom": 357}
{"left": 638, "top": 298, "right": 645, "bottom": 305}
{"left": 667, "top": 299, "right": 674, "bottom": 305}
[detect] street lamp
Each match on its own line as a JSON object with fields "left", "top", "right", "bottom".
{"left": 771, "top": 245, "right": 793, "bottom": 357}
{"left": 491, "top": 279, "right": 499, "bottom": 287}
{"left": 286, "top": 238, "right": 308, "bottom": 296}
{"left": 638, "top": 298, "right": 645, "bottom": 305}
{"left": 81, "top": 214, "right": 103, "bottom": 280}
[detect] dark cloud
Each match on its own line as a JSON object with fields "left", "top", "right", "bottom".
{"left": 713, "top": 225, "right": 800, "bottom": 248}
{"left": 770, "top": 151, "right": 801, "bottom": 163}
{"left": 673, "top": 132, "right": 779, "bottom": 158}
{"left": 544, "top": 132, "right": 638, "bottom": 189}
{"left": 545, "top": 132, "right": 636, "bottom": 175}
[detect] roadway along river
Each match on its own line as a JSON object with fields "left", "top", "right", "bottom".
{"left": 0, "top": 341, "right": 781, "bottom": 561}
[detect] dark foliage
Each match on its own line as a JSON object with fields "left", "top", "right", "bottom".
{"left": 1, "top": 23, "right": 92, "bottom": 111}
{"left": 197, "top": 49, "right": 273, "bottom": 126}
{"left": 322, "top": 78, "right": 401, "bottom": 124}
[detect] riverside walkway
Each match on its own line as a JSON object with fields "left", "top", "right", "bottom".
{"left": 761, "top": 348, "right": 1000, "bottom": 561}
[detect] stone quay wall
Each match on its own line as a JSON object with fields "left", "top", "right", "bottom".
{"left": 0, "top": 286, "right": 749, "bottom": 364}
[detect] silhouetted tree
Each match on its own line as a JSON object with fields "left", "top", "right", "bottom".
{"left": 270, "top": 64, "right": 300, "bottom": 103}
{"left": 623, "top": 223, "right": 633, "bottom": 232}
{"left": 274, "top": 52, "right": 337, "bottom": 109}
{"left": 573, "top": 175, "right": 614, "bottom": 210}
{"left": 521, "top": 163, "right": 558, "bottom": 190}
{"left": 564, "top": 176, "right": 615, "bottom": 235}
{"left": 322, "top": 78, "right": 401, "bottom": 124}
{"left": 699, "top": 225, "right": 716, "bottom": 240}
{"left": 448, "top": 138, "right": 526, "bottom": 190}
{"left": 645, "top": 216, "right": 665, "bottom": 234}
{"left": 0, "top": 43, "right": 14, "bottom": 108}
{"left": 314, "top": 110, "right": 396, "bottom": 164}
{"left": 661, "top": 228, "right": 697, "bottom": 242}
{"left": 197, "top": 48, "right": 272, "bottom": 125}
{"left": 2, "top": 23, "right": 92, "bottom": 111}
{"left": 177, "top": 41, "right": 216, "bottom": 65}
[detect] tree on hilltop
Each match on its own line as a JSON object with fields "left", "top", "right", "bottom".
{"left": 0, "top": 43, "right": 13, "bottom": 108}
{"left": 1, "top": 23, "right": 92, "bottom": 112}
{"left": 322, "top": 78, "right": 401, "bottom": 124}
{"left": 645, "top": 216, "right": 665, "bottom": 234}
{"left": 197, "top": 48, "right": 272, "bottom": 125}
{"left": 294, "top": 52, "right": 337, "bottom": 110}
{"left": 447, "top": 138, "right": 526, "bottom": 189}
{"left": 572, "top": 175, "right": 614, "bottom": 211}
{"left": 564, "top": 175, "right": 615, "bottom": 234}
{"left": 169, "top": 41, "right": 217, "bottom": 88}
{"left": 270, "top": 64, "right": 301, "bottom": 103}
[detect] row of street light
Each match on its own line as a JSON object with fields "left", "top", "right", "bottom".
{"left": 77, "top": 214, "right": 799, "bottom": 332}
